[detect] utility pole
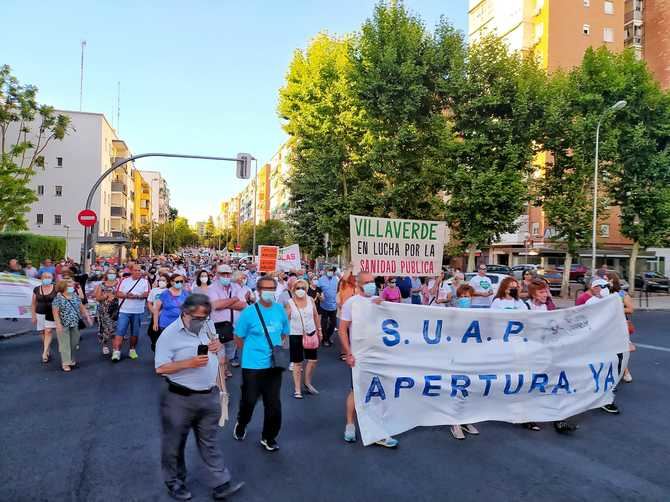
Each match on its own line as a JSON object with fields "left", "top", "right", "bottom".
{"left": 79, "top": 40, "right": 86, "bottom": 111}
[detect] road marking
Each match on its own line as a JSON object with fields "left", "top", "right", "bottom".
{"left": 635, "top": 343, "right": 670, "bottom": 353}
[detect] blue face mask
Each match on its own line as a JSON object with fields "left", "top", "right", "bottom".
{"left": 219, "top": 277, "right": 231, "bottom": 287}
{"left": 174, "top": 282, "right": 183, "bottom": 290}
{"left": 326, "top": 271, "right": 334, "bottom": 278}
{"left": 107, "top": 274, "right": 117, "bottom": 280}
{"left": 363, "top": 283, "right": 377, "bottom": 297}
{"left": 457, "top": 297, "right": 472, "bottom": 308}
{"left": 42, "top": 278, "right": 53, "bottom": 286}
{"left": 260, "top": 290, "right": 275, "bottom": 303}
{"left": 66, "top": 286, "right": 75, "bottom": 294}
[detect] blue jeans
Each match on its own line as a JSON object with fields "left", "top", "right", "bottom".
{"left": 117, "top": 312, "right": 143, "bottom": 338}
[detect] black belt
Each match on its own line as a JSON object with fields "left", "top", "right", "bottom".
{"left": 167, "top": 380, "right": 215, "bottom": 396}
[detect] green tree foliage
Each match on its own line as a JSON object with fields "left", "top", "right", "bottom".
{"left": 0, "top": 232, "right": 65, "bottom": 266}
{"left": 444, "top": 35, "right": 548, "bottom": 271}
{"left": 0, "top": 65, "right": 70, "bottom": 230}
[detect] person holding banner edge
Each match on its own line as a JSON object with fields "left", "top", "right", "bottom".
{"left": 339, "top": 271, "right": 399, "bottom": 448}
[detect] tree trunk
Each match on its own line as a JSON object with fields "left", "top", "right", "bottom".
{"left": 560, "top": 251, "right": 572, "bottom": 299}
{"left": 340, "top": 242, "right": 351, "bottom": 270}
{"left": 628, "top": 241, "right": 639, "bottom": 296}
{"left": 467, "top": 244, "right": 477, "bottom": 272}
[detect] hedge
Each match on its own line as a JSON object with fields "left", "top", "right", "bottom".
{"left": 0, "top": 233, "right": 66, "bottom": 267}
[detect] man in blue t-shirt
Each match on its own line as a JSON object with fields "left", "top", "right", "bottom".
{"left": 233, "top": 276, "right": 289, "bottom": 452}
{"left": 317, "top": 266, "right": 339, "bottom": 346}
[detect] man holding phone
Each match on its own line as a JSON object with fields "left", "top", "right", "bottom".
{"left": 155, "top": 294, "right": 244, "bottom": 501}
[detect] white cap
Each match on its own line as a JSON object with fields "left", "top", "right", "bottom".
{"left": 591, "top": 278, "right": 608, "bottom": 288}
{"left": 217, "top": 264, "right": 233, "bottom": 274}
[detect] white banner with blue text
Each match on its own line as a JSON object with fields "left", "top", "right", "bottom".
{"left": 351, "top": 295, "right": 629, "bottom": 446}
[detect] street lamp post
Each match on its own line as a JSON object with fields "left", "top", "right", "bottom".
{"left": 252, "top": 157, "right": 258, "bottom": 263}
{"left": 591, "top": 100, "right": 627, "bottom": 275}
{"left": 63, "top": 225, "right": 70, "bottom": 260}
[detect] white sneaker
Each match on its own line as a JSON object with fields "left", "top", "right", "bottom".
{"left": 129, "top": 349, "right": 139, "bottom": 360}
{"left": 374, "top": 437, "right": 399, "bottom": 448}
{"left": 289, "top": 362, "right": 294, "bottom": 371}
{"left": 463, "top": 424, "right": 479, "bottom": 435}
{"left": 111, "top": 350, "right": 121, "bottom": 362}
{"left": 344, "top": 424, "right": 356, "bottom": 443}
{"left": 304, "top": 383, "right": 319, "bottom": 395}
{"left": 623, "top": 370, "right": 633, "bottom": 383}
{"left": 102, "top": 345, "right": 110, "bottom": 356}
{"left": 451, "top": 425, "right": 465, "bottom": 440}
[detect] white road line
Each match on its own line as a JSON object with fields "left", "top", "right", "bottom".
{"left": 635, "top": 343, "right": 670, "bottom": 353}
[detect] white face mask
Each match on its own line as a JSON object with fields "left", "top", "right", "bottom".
{"left": 600, "top": 287, "right": 610, "bottom": 298}
{"left": 200, "top": 276, "right": 209, "bottom": 283}
{"left": 294, "top": 289, "right": 306, "bottom": 298}
{"left": 158, "top": 280, "right": 167, "bottom": 288}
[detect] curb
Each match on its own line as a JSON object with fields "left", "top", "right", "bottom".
{"left": 0, "top": 329, "right": 33, "bottom": 340}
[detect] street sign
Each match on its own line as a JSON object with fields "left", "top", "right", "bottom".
{"left": 236, "top": 153, "right": 252, "bottom": 179}
{"left": 235, "top": 245, "right": 241, "bottom": 251}
{"left": 77, "top": 209, "right": 97, "bottom": 227}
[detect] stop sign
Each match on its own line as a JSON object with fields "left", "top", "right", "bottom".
{"left": 235, "top": 245, "right": 241, "bottom": 251}
{"left": 77, "top": 209, "right": 97, "bottom": 227}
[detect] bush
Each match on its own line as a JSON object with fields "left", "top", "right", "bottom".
{"left": 0, "top": 233, "right": 65, "bottom": 268}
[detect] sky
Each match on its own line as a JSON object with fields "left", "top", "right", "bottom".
{"left": 2, "top": 0, "right": 468, "bottom": 224}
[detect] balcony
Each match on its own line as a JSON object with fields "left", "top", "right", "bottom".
{"left": 110, "top": 206, "right": 127, "bottom": 218}
{"left": 111, "top": 182, "right": 127, "bottom": 195}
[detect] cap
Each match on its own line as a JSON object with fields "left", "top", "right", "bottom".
{"left": 217, "top": 264, "right": 233, "bottom": 274}
{"left": 591, "top": 278, "right": 608, "bottom": 288}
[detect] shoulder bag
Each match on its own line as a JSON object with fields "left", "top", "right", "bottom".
{"left": 111, "top": 278, "right": 140, "bottom": 321}
{"left": 254, "top": 303, "right": 288, "bottom": 372}
{"left": 215, "top": 288, "right": 235, "bottom": 343}
{"left": 292, "top": 299, "right": 318, "bottom": 350}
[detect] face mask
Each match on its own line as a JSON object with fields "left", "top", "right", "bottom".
{"left": 188, "top": 318, "right": 206, "bottom": 335}
{"left": 158, "top": 280, "right": 167, "bottom": 288}
{"left": 66, "top": 286, "right": 75, "bottom": 294}
{"left": 326, "top": 272, "right": 333, "bottom": 278}
{"left": 600, "top": 287, "right": 610, "bottom": 298}
{"left": 509, "top": 288, "right": 519, "bottom": 299}
{"left": 174, "top": 283, "right": 183, "bottom": 290}
{"left": 363, "top": 283, "right": 377, "bottom": 297}
{"left": 294, "top": 289, "right": 306, "bottom": 298}
{"left": 457, "top": 297, "right": 472, "bottom": 308}
{"left": 219, "top": 277, "right": 231, "bottom": 287}
{"left": 260, "top": 290, "right": 275, "bottom": 302}
{"left": 107, "top": 274, "right": 117, "bottom": 280}
{"left": 200, "top": 276, "right": 209, "bottom": 284}
{"left": 42, "top": 278, "right": 52, "bottom": 286}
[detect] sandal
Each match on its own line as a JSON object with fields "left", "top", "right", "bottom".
{"left": 61, "top": 366, "right": 72, "bottom": 372}
{"left": 293, "top": 392, "right": 303, "bottom": 399}
{"left": 41, "top": 353, "right": 50, "bottom": 364}
{"left": 339, "top": 353, "right": 347, "bottom": 361}
{"left": 554, "top": 421, "right": 578, "bottom": 434}
{"left": 523, "top": 422, "right": 541, "bottom": 431}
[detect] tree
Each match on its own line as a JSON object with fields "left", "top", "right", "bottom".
{"left": 0, "top": 65, "right": 70, "bottom": 230}
{"left": 256, "top": 219, "right": 289, "bottom": 247}
{"left": 444, "top": 36, "right": 548, "bottom": 271}
{"left": 203, "top": 216, "right": 216, "bottom": 246}
{"left": 168, "top": 206, "right": 178, "bottom": 221}
{"left": 606, "top": 50, "right": 670, "bottom": 292}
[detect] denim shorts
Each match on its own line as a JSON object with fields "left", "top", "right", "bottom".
{"left": 116, "top": 312, "right": 143, "bottom": 338}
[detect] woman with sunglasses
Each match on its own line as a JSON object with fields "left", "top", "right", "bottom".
{"left": 152, "top": 273, "right": 189, "bottom": 343}
{"left": 285, "top": 279, "right": 322, "bottom": 398}
{"left": 380, "top": 277, "right": 402, "bottom": 303}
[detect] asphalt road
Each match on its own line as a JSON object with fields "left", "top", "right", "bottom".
{"left": 1, "top": 312, "right": 669, "bottom": 502}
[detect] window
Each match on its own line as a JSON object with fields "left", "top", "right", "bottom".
{"left": 55, "top": 185, "right": 62, "bottom": 197}
{"left": 603, "top": 27, "right": 614, "bottom": 42}
{"left": 531, "top": 222, "right": 540, "bottom": 236}
{"left": 36, "top": 213, "right": 43, "bottom": 225}
{"left": 54, "top": 214, "right": 61, "bottom": 225}
{"left": 37, "top": 185, "right": 44, "bottom": 196}
{"left": 604, "top": 1, "right": 614, "bottom": 14}
{"left": 56, "top": 157, "right": 63, "bottom": 167}
{"left": 583, "top": 24, "right": 591, "bottom": 35}
{"left": 599, "top": 224, "right": 610, "bottom": 237}
{"left": 583, "top": 0, "right": 590, "bottom": 6}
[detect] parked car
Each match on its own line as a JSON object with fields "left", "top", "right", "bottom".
{"left": 557, "top": 263, "right": 589, "bottom": 282}
{"left": 538, "top": 270, "right": 563, "bottom": 293}
{"left": 464, "top": 273, "right": 510, "bottom": 297}
{"left": 483, "top": 264, "right": 512, "bottom": 276}
{"left": 511, "top": 264, "right": 542, "bottom": 280}
{"left": 635, "top": 272, "right": 670, "bottom": 292}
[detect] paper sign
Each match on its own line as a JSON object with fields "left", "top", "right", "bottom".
{"left": 277, "top": 244, "right": 301, "bottom": 272}
{"left": 349, "top": 215, "right": 446, "bottom": 277}
{"left": 258, "top": 245, "right": 279, "bottom": 273}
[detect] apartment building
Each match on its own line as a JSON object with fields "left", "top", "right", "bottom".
{"left": 624, "top": 0, "right": 670, "bottom": 88}
{"left": 17, "top": 110, "right": 122, "bottom": 259}
{"left": 269, "top": 143, "right": 292, "bottom": 220}
{"left": 467, "top": 0, "right": 658, "bottom": 271}
{"left": 139, "top": 170, "right": 170, "bottom": 223}
{"left": 132, "top": 169, "right": 152, "bottom": 228}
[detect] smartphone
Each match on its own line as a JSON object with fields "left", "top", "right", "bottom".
{"left": 197, "top": 344, "right": 208, "bottom": 356}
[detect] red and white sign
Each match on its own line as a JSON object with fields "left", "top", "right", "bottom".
{"left": 77, "top": 209, "right": 97, "bottom": 227}
{"left": 278, "top": 244, "right": 301, "bottom": 272}
{"left": 235, "top": 245, "right": 241, "bottom": 252}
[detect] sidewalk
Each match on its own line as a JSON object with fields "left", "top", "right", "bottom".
{"left": 0, "top": 318, "right": 34, "bottom": 339}
{"left": 554, "top": 294, "right": 670, "bottom": 310}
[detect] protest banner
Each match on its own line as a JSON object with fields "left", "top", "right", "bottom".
{"left": 278, "top": 244, "right": 301, "bottom": 272}
{"left": 0, "top": 273, "right": 40, "bottom": 319}
{"left": 349, "top": 215, "right": 446, "bottom": 277}
{"left": 351, "top": 294, "right": 629, "bottom": 446}
{"left": 258, "top": 245, "right": 279, "bottom": 273}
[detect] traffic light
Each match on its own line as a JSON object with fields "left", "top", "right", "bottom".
{"left": 236, "top": 153, "right": 252, "bottom": 179}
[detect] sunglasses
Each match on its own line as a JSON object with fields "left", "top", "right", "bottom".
{"left": 295, "top": 287, "right": 306, "bottom": 291}
{"left": 174, "top": 280, "right": 184, "bottom": 284}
